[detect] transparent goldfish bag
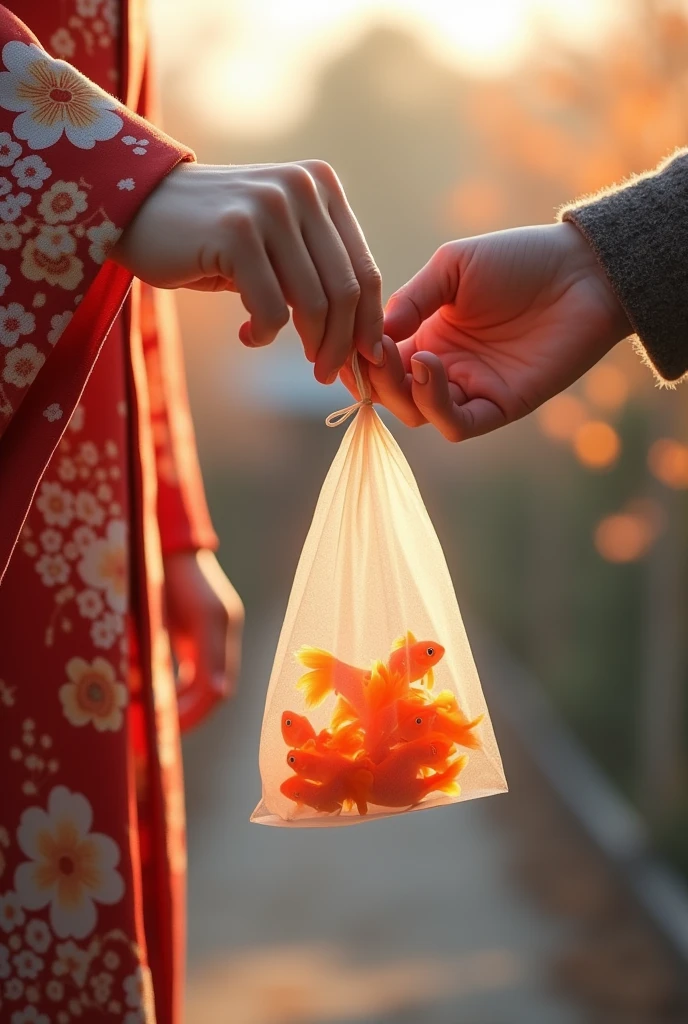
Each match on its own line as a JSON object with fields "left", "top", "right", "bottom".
{"left": 252, "top": 359, "right": 507, "bottom": 826}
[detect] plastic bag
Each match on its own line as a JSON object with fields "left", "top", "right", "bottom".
{"left": 252, "top": 358, "right": 507, "bottom": 827}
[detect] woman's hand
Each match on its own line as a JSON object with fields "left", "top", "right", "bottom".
{"left": 345, "top": 223, "right": 630, "bottom": 440}
{"left": 163, "top": 549, "right": 244, "bottom": 733}
{"left": 111, "top": 161, "right": 383, "bottom": 384}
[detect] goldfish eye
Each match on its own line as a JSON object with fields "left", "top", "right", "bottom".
{"left": 285, "top": 719, "right": 292, "bottom": 727}
{"left": 426, "top": 647, "right": 434, "bottom": 656}
{"left": 415, "top": 717, "right": 423, "bottom": 725}
{"left": 288, "top": 756, "right": 296, "bottom": 764}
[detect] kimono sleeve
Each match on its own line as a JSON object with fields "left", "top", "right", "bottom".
{"left": 0, "top": 6, "right": 194, "bottom": 439}
{"left": 141, "top": 283, "right": 219, "bottom": 554}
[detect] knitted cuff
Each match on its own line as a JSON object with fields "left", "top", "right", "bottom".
{"left": 560, "top": 149, "right": 688, "bottom": 382}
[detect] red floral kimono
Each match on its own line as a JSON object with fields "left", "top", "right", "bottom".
{"left": 0, "top": 4, "right": 217, "bottom": 1022}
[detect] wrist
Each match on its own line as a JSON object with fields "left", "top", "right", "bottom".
{"left": 560, "top": 220, "right": 632, "bottom": 346}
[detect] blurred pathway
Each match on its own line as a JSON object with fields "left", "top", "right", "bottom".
{"left": 181, "top": 615, "right": 596, "bottom": 1024}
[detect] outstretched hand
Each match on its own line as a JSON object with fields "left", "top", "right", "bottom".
{"left": 343, "top": 223, "right": 630, "bottom": 441}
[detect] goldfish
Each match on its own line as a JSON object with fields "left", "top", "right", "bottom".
{"left": 287, "top": 746, "right": 370, "bottom": 785}
{"left": 368, "top": 754, "right": 468, "bottom": 808}
{"left": 281, "top": 710, "right": 362, "bottom": 755}
{"left": 381, "top": 734, "right": 455, "bottom": 774}
{"left": 280, "top": 768, "right": 373, "bottom": 816}
{"left": 295, "top": 634, "right": 445, "bottom": 712}
{"left": 387, "top": 631, "right": 445, "bottom": 689}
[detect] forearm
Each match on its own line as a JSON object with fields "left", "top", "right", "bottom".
{"left": 560, "top": 148, "right": 688, "bottom": 382}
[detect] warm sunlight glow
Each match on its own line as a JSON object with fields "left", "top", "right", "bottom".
{"left": 648, "top": 438, "right": 688, "bottom": 490}
{"left": 583, "top": 364, "right": 629, "bottom": 412}
{"left": 537, "top": 394, "right": 587, "bottom": 442}
{"left": 573, "top": 421, "right": 620, "bottom": 470}
{"left": 594, "top": 513, "right": 653, "bottom": 563}
{"left": 151, "top": 0, "right": 622, "bottom": 134}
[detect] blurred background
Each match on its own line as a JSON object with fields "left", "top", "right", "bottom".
{"left": 149, "top": 0, "right": 688, "bottom": 1019}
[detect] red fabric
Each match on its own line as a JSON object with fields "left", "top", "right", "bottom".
{"left": 0, "top": 5, "right": 212, "bottom": 1022}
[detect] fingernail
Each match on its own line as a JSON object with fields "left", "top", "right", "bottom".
{"left": 372, "top": 341, "right": 384, "bottom": 365}
{"left": 326, "top": 371, "right": 338, "bottom": 385}
{"left": 411, "top": 359, "right": 429, "bottom": 385}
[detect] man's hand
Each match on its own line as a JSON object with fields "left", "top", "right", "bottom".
{"left": 344, "top": 223, "right": 630, "bottom": 441}
{"left": 163, "top": 549, "right": 244, "bottom": 733}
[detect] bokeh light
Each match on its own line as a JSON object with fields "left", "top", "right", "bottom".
{"left": 537, "top": 394, "right": 587, "bottom": 442}
{"left": 594, "top": 512, "right": 654, "bottom": 562}
{"left": 573, "top": 421, "right": 620, "bottom": 470}
{"left": 648, "top": 438, "right": 688, "bottom": 490}
{"left": 583, "top": 364, "right": 630, "bottom": 412}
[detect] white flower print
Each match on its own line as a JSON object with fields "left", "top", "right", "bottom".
{"left": 96, "top": 483, "right": 112, "bottom": 502}
{"left": 117, "top": 178, "right": 134, "bottom": 190}
{"left": 38, "top": 181, "right": 87, "bottom": 225}
{"left": 69, "top": 405, "right": 85, "bottom": 432}
{"left": 90, "top": 970, "right": 111, "bottom": 1004}
{"left": 90, "top": 619, "right": 115, "bottom": 650}
{"left": 0, "top": 303, "right": 34, "bottom": 347}
{"left": 50, "top": 29, "right": 76, "bottom": 60}
{"left": 74, "top": 491, "right": 104, "bottom": 527}
{"left": 48, "top": 311, "right": 73, "bottom": 345}
{"left": 124, "top": 1009, "right": 145, "bottom": 1024}
{"left": 39, "top": 529, "right": 62, "bottom": 553}
{"left": 51, "top": 940, "right": 89, "bottom": 986}
{"left": 76, "top": 589, "right": 102, "bottom": 619}
{"left": 60, "top": 657, "right": 126, "bottom": 732}
{"left": 0, "top": 176, "right": 10, "bottom": 196}
{"left": 0, "top": 191, "right": 30, "bottom": 222}
{"left": 11, "top": 156, "right": 50, "bottom": 190}
{"left": 5, "top": 977, "right": 23, "bottom": 999}
{"left": 0, "top": 892, "right": 25, "bottom": 933}
{"left": 57, "top": 457, "right": 76, "bottom": 482}
{"left": 72, "top": 525, "right": 95, "bottom": 553}
{"left": 77, "top": 0, "right": 101, "bottom": 14}
{"left": 0, "top": 223, "right": 20, "bottom": 249}
{"left": 78, "top": 520, "right": 127, "bottom": 613}
{"left": 123, "top": 966, "right": 143, "bottom": 1008}
{"left": 12, "top": 950, "right": 43, "bottom": 979}
{"left": 35, "top": 553, "right": 69, "bottom": 587}
{"left": 0, "top": 42, "right": 124, "bottom": 150}
{"left": 35, "top": 225, "right": 74, "bottom": 259}
{"left": 63, "top": 541, "right": 78, "bottom": 561}
{"left": 43, "top": 403, "right": 63, "bottom": 422}
{"left": 78, "top": 441, "right": 98, "bottom": 466}
{"left": 31, "top": 293, "right": 45, "bottom": 307}
{"left": 0, "top": 943, "right": 9, "bottom": 978}
{"left": 3, "top": 344, "right": 45, "bottom": 388}
{"left": 103, "top": 950, "right": 119, "bottom": 970}
{"left": 14, "top": 786, "right": 125, "bottom": 939}
{"left": 0, "top": 264, "right": 10, "bottom": 296}
{"left": 46, "top": 979, "right": 63, "bottom": 1000}
{"left": 10, "top": 1008, "right": 49, "bottom": 1024}
{"left": 36, "top": 482, "right": 74, "bottom": 528}
{"left": 24, "top": 920, "right": 50, "bottom": 955}
{"left": 0, "top": 131, "right": 21, "bottom": 167}
{"left": 86, "top": 220, "right": 120, "bottom": 264}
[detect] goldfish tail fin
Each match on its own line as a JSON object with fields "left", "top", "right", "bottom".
{"left": 329, "top": 720, "right": 362, "bottom": 754}
{"left": 425, "top": 667, "right": 435, "bottom": 689}
{"left": 434, "top": 690, "right": 458, "bottom": 710}
{"left": 428, "top": 755, "right": 468, "bottom": 797}
{"left": 295, "top": 647, "right": 335, "bottom": 707}
{"left": 331, "top": 696, "right": 358, "bottom": 731}
{"left": 366, "top": 659, "right": 392, "bottom": 709}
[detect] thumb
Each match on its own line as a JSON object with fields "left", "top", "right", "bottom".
{"left": 384, "top": 243, "right": 461, "bottom": 341}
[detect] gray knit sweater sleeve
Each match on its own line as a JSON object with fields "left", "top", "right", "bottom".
{"left": 560, "top": 148, "right": 688, "bottom": 382}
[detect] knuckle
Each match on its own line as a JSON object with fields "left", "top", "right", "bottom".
{"left": 221, "top": 207, "right": 254, "bottom": 239}
{"left": 282, "top": 163, "right": 316, "bottom": 196}
{"left": 261, "top": 182, "right": 290, "bottom": 217}
{"left": 302, "top": 159, "right": 337, "bottom": 186}
{"left": 333, "top": 278, "right": 361, "bottom": 306}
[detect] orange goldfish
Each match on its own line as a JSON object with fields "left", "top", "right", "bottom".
{"left": 380, "top": 735, "right": 455, "bottom": 775}
{"left": 368, "top": 754, "right": 468, "bottom": 808}
{"left": 296, "top": 634, "right": 445, "bottom": 712}
{"left": 387, "top": 632, "right": 445, "bottom": 689}
{"left": 287, "top": 747, "right": 371, "bottom": 785}
{"left": 281, "top": 711, "right": 362, "bottom": 755}
{"left": 280, "top": 768, "right": 373, "bottom": 815}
